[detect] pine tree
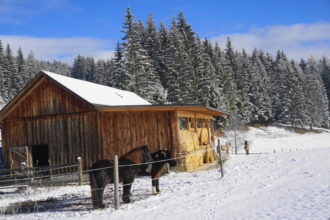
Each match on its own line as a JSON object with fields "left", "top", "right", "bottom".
{"left": 319, "top": 57, "right": 330, "bottom": 111}
{"left": 145, "top": 14, "right": 164, "bottom": 90}
{"left": 223, "top": 38, "right": 238, "bottom": 114}
{"left": 145, "top": 14, "right": 160, "bottom": 63}
{"left": 158, "top": 22, "right": 172, "bottom": 90}
{"left": 71, "top": 55, "right": 95, "bottom": 81}
{"left": 286, "top": 61, "right": 309, "bottom": 127}
{"left": 94, "top": 60, "right": 107, "bottom": 85}
{"left": 212, "top": 43, "right": 227, "bottom": 112}
{"left": 303, "top": 57, "right": 329, "bottom": 128}
{"left": 24, "top": 52, "right": 39, "bottom": 84}
{"left": 111, "top": 42, "right": 129, "bottom": 89}
{"left": 71, "top": 55, "right": 85, "bottom": 79}
{"left": 38, "top": 60, "right": 71, "bottom": 76}
{"left": 203, "top": 39, "right": 221, "bottom": 108}
{"left": 270, "top": 51, "right": 289, "bottom": 121}
{"left": 167, "top": 18, "right": 193, "bottom": 103}
{"left": 176, "top": 12, "right": 195, "bottom": 53}
{"left": 16, "top": 47, "right": 25, "bottom": 74}
{"left": 120, "top": 8, "right": 165, "bottom": 103}
{"left": 234, "top": 50, "right": 252, "bottom": 124}
{"left": 192, "top": 37, "right": 209, "bottom": 105}
{"left": 3, "top": 44, "right": 19, "bottom": 101}
{"left": 249, "top": 49, "right": 272, "bottom": 124}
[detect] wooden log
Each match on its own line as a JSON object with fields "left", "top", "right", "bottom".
{"left": 217, "top": 140, "right": 224, "bottom": 178}
{"left": 77, "top": 157, "right": 83, "bottom": 186}
{"left": 113, "top": 155, "right": 120, "bottom": 210}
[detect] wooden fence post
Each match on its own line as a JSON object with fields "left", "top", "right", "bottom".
{"left": 114, "top": 155, "right": 120, "bottom": 210}
{"left": 217, "top": 140, "right": 224, "bottom": 178}
{"left": 77, "top": 157, "right": 83, "bottom": 186}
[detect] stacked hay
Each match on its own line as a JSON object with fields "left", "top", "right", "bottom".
{"left": 179, "top": 130, "right": 199, "bottom": 153}
{"left": 184, "top": 150, "right": 204, "bottom": 171}
{"left": 203, "top": 146, "right": 217, "bottom": 163}
{"left": 220, "top": 143, "right": 231, "bottom": 152}
{"left": 179, "top": 128, "right": 218, "bottom": 171}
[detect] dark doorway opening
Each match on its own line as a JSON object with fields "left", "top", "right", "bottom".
{"left": 31, "top": 144, "right": 49, "bottom": 167}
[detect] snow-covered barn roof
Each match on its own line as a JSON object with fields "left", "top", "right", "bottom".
{"left": 42, "top": 70, "right": 151, "bottom": 107}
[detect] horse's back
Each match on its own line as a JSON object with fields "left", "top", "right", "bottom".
{"left": 90, "top": 159, "right": 114, "bottom": 184}
{"left": 92, "top": 159, "right": 113, "bottom": 169}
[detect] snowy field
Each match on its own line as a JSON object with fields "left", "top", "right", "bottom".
{"left": 0, "top": 126, "right": 330, "bottom": 220}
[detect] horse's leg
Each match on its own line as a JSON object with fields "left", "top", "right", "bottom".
{"left": 94, "top": 174, "right": 107, "bottom": 209}
{"left": 156, "top": 178, "right": 160, "bottom": 193}
{"left": 96, "top": 185, "right": 106, "bottom": 208}
{"left": 151, "top": 168, "right": 162, "bottom": 195}
{"left": 90, "top": 178, "right": 97, "bottom": 208}
{"left": 122, "top": 177, "right": 134, "bottom": 203}
{"left": 152, "top": 178, "right": 157, "bottom": 195}
{"left": 90, "top": 172, "right": 103, "bottom": 209}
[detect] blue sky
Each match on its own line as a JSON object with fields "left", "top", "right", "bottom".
{"left": 0, "top": 0, "right": 330, "bottom": 63}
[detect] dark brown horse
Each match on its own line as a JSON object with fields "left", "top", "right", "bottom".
{"left": 150, "top": 150, "right": 177, "bottom": 195}
{"left": 89, "top": 145, "right": 153, "bottom": 209}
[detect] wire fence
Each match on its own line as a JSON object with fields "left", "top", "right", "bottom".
{"left": 0, "top": 162, "right": 80, "bottom": 189}
{"left": 0, "top": 144, "right": 234, "bottom": 214}
{"left": 0, "top": 144, "right": 300, "bottom": 188}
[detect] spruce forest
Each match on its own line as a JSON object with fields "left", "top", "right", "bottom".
{"left": 0, "top": 8, "right": 329, "bottom": 128}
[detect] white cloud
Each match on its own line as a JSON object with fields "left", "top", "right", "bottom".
{"left": 211, "top": 22, "right": 330, "bottom": 60}
{"left": 0, "top": 35, "right": 114, "bottom": 63}
{"left": 1, "top": 22, "right": 329, "bottom": 65}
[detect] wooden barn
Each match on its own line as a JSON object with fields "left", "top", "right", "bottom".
{"left": 0, "top": 70, "right": 228, "bottom": 172}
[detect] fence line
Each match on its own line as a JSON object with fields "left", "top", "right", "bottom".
{"left": 0, "top": 146, "right": 220, "bottom": 185}
{"left": 0, "top": 145, "right": 221, "bottom": 213}
{"left": 0, "top": 163, "right": 79, "bottom": 179}
{"left": 0, "top": 145, "right": 262, "bottom": 213}
{"left": 0, "top": 146, "right": 301, "bottom": 214}
{"left": 0, "top": 146, "right": 222, "bottom": 185}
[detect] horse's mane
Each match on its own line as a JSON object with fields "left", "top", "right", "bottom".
{"left": 121, "top": 145, "right": 150, "bottom": 162}
{"left": 121, "top": 145, "right": 149, "bottom": 157}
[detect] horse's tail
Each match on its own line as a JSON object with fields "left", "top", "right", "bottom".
{"left": 89, "top": 170, "right": 99, "bottom": 209}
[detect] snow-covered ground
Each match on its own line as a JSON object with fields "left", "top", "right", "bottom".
{"left": 1, "top": 126, "right": 330, "bottom": 220}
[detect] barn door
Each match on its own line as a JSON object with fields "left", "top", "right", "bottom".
{"left": 9, "top": 146, "right": 31, "bottom": 170}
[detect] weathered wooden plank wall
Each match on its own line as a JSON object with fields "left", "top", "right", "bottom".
{"left": 99, "top": 111, "right": 180, "bottom": 160}
{"left": 2, "top": 112, "right": 100, "bottom": 170}
{"left": 6, "top": 77, "right": 94, "bottom": 119}
{"left": 2, "top": 77, "right": 100, "bottom": 170}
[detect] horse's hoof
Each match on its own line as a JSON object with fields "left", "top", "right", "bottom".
{"left": 94, "top": 204, "right": 106, "bottom": 209}
{"left": 152, "top": 187, "right": 157, "bottom": 195}
{"left": 123, "top": 198, "right": 131, "bottom": 203}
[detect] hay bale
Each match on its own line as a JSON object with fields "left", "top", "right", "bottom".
{"left": 197, "top": 151, "right": 204, "bottom": 166}
{"left": 184, "top": 151, "right": 204, "bottom": 171}
{"left": 220, "top": 145, "right": 228, "bottom": 151}
{"left": 200, "top": 128, "right": 211, "bottom": 145}
{"left": 204, "top": 147, "right": 217, "bottom": 163}
{"left": 185, "top": 153, "right": 196, "bottom": 171}
{"left": 179, "top": 131, "right": 199, "bottom": 153}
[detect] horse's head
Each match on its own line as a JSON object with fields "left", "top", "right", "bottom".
{"left": 165, "top": 150, "right": 177, "bottom": 168}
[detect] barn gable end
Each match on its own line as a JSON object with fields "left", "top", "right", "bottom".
{"left": 4, "top": 75, "right": 97, "bottom": 120}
